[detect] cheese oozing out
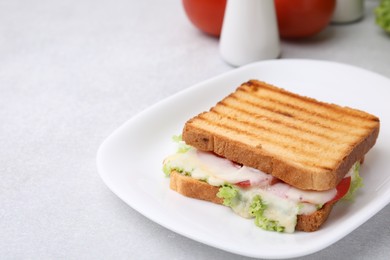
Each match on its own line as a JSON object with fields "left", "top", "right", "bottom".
{"left": 163, "top": 147, "right": 338, "bottom": 233}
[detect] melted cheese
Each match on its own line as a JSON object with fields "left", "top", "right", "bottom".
{"left": 166, "top": 149, "right": 276, "bottom": 186}
{"left": 235, "top": 188, "right": 299, "bottom": 233}
{"left": 165, "top": 148, "right": 336, "bottom": 204}
{"left": 164, "top": 148, "right": 338, "bottom": 232}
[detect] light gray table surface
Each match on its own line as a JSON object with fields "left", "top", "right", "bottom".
{"left": 1, "top": 0, "right": 389, "bottom": 259}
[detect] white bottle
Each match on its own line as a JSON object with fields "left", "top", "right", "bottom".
{"left": 219, "top": 0, "right": 280, "bottom": 67}
{"left": 332, "top": 0, "right": 365, "bottom": 23}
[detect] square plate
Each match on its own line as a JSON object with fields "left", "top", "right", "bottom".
{"left": 97, "top": 59, "right": 390, "bottom": 259}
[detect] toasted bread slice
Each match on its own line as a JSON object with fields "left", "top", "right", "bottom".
{"left": 170, "top": 171, "right": 335, "bottom": 232}
{"left": 183, "top": 80, "right": 379, "bottom": 191}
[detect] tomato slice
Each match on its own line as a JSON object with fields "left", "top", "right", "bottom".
{"left": 327, "top": 176, "right": 351, "bottom": 204}
{"left": 235, "top": 176, "right": 351, "bottom": 201}
{"left": 235, "top": 180, "right": 251, "bottom": 188}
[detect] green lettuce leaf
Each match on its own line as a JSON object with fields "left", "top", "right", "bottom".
{"left": 343, "top": 162, "right": 364, "bottom": 201}
{"left": 162, "top": 135, "right": 192, "bottom": 177}
{"left": 217, "top": 184, "right": 239, "bottom": 207}
{"left": 249, "top": 195, "right": 285, "bottom": 232}
{"left": 162, "top": 163, "right": 172, "bottom": 177}
{"left": 172, "top": 134, "right": 191, "bottom": 153}
{"left": 162, "top": 163, "right": 191, "bottom": 177}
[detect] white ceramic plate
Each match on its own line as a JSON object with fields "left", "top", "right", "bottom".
{"left": 97, "top": 59, "right": 390, "bottom": 259}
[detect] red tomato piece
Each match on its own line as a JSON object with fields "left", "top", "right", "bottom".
{"left": 235, "top": 180, "right": 251, "bottom": 188}
{"left": 274, "top": 0, "right": 336, "bottom": 38}
{"left": 327, "top": 176, "right": 351, "bottom": 204}
{"left": 182, "top": 0, "right": 227, "bottom": 37}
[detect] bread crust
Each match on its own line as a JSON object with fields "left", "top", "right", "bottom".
{"left": 170, "top": 171, "right": 223, "bottom": 204}
{"left": 182, "top": 80, "right": 380, "bottom": 191}
{"left": 170, "top": 171, "right": 334, "bottom": 232}
{"left": 296, "top": 202, "right": 335, "bottom": 232}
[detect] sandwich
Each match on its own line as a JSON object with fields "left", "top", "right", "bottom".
{"left": 162, "top": 80, "right": 380, "bottom": 233}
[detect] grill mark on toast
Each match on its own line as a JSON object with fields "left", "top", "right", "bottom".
{"left": 226, "top": 95, "right": 295, "bottom": 118}
{"left": 230, "top": 92, "right": 368, "bottom": 137}
{"left": 239, "top": 86, "right": 360, "bottom": 127}
{"left": 260, "top": 94, "right": 374, "bottom": 129}
{"left": 196, "top": 113, "right": 338, "bottom": 168}
{"left": 215, "top": 100, "right": 337, "bottom": 142}
{"left": 208, "top": 108, "right": 344, "bottom": 159}
{"left": 243, "top": 80, "right": 379, "bottom": 123}
{"left": 320, "top": 166, "right": 334, "bottom": 171}
{"left": 195, "top": 117, "right": 334, "bottom": 171}
{"left": 226, "top": 94, "right": 363, "bottom": 137}
{"left": 211, "top": 104, "right": 334, "bottom": 147}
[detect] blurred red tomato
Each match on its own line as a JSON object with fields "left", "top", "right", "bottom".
{"left": 274, "top": 0, "right": 336, "bottom": 38}
{"left": 182, "top": 0, "right": 227, "bottom": 37}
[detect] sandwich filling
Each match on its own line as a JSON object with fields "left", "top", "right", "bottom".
{"left": 163, "top": 136, "right": 363, "bottom": 233}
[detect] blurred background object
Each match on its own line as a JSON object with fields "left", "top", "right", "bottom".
{"left": 274, "top": 0, "right": 336, "bottom": 38}
{"left": 182, "top": 0, "right": 226, "bottom": 37}
{"left": 332, "top": 0, "right": 365, "bottom": 23}
{"left": 182, "top": 0, "right": 338, "bottom": 39}
{"left": 219, "top": 0, "right": 280, "bottom": 66}
{"left": 375, "top": 0, "right": 390, "bottom": 33}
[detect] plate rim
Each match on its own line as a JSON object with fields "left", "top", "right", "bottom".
{"left": 97, "top": 59, "right": 390, "bottom": 259}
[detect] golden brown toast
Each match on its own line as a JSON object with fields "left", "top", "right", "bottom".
{"left": 183, "top": 80, "right": 380, "bottom": 191}
{"left": 170, "top": 171, "right": 335, "bottom": 232}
